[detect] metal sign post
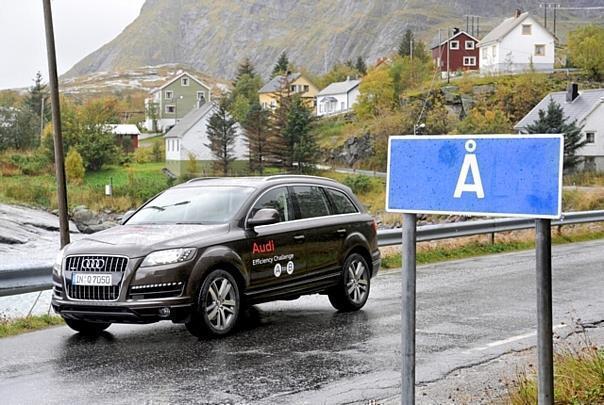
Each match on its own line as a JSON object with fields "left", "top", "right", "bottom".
{"left": 536, "top": 219, "right": 554, "bottom": 403}
{"left": 401, "top": 213, "right": 416, "bottom": 405}
{"left": 386, "top": 135, "right": 563, "bottom": 405}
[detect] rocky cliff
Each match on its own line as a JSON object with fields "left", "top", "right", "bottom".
{"left": 66, "top": 0, "right": 603, "bottom": 81}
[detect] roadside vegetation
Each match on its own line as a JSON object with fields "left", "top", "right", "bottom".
{"left": 507, "top": 338, "right": 604, "bottom": 404}
{"left": 0, "top": 314, "right": 64, "bottom": 338}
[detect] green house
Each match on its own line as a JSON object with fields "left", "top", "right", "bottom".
{"left": 144, "top": 72, "right": 211, "bottom": 132}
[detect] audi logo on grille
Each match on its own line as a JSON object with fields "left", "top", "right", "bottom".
{"left": 81, "top": 259, "right": 105, "bottom": 270}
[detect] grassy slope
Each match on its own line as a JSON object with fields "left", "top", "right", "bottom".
{"left": 0, "top": 315, "right": 64, "bottom": 338}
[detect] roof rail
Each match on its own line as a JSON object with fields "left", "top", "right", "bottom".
{"left": 264, "top": 175, "right": 338, "bottom": 183}
{"left": 185, "top": 177, "right": 218, "bottom": 183}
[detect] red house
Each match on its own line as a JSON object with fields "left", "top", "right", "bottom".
{"left": 431, "top": 29, "right": 480, "bottom": 75}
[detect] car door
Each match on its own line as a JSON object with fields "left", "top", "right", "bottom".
{"left": 290, "top": 185, "right": 341, "bottom": 277}
{"left": 246, "top": 186, "right": 306, "bottom": 289}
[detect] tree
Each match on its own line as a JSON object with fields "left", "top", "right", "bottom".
{"left": 243, "top": 102, "right": 270, "bottom": 174}
{"left": 355, "top": 56, "right": 367, "bottom": 76}
{"left": 65, "top": 148, "right": 85, "bottom": 185}
{"left": 284, "top": 96, "right": 316, "bottom": 172}
{"left": 317, "top": 62, "right": 359, "bottom": 88}
{"left": 228, "top": 72, "right": 262, "bottom": 123}
{"left": 568, "top": 25, "right": 604, "bottom": 80}
{"left": 235, "top": 57, "right": 256, "bottom": 81}
{"left": 23, "top": 72, "right": 50, "bottom": 128}
{"left": 495, "top": 73, "right": 549, "bottom": 123}
{"left": 206, "top": 103, "right": 238, "bottom": 175}
{"left": 272, "top": 51, "right": 290, "bottom": 77}
{"left": 525, "top": 99, "right": 586, "bottom": 172}
{"left": 456, "top": 107, "right": 512, "bottom": 134}
{"left": 354, "top": 65, "right": 396, "bottom": 119}
{"left": 398, "top": 29, "right": 414, "bottom": 57}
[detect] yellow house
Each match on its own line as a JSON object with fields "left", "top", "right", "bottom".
{"left": 258, "top": 72, "right": 319, "bottom": 110}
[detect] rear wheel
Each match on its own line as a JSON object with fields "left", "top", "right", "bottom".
{"left": 63, "top": 318, "right": 111, "bottom": 335}
{"left": 328, "top": 253, "right": 370, "bottom": 312}
{"left": 186, "top": 269, "right": 241, "bottom": 337}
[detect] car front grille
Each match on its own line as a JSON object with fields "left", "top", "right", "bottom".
{"left": 65, "top": 255, "right": 128, "bottom": 301}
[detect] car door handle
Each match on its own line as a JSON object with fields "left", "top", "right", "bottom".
{"left": 293, "top": 234, "right": 305, "bottom": 242}
{"left": 336, "top": 228, "right": 347, "bottom": 236}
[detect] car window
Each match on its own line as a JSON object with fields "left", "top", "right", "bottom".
{"left": 326, "top": 188, "right": 358, "bottom": 214}
{"left": 249, "top": 187, "right": 293, "bottom": 222}
{"left": 292, "top": 186, "right": 330, "bottom": 219}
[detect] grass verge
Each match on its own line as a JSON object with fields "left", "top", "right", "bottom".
{"left": 0, "top": 315, "right": 64, "bottom": 338}
{"left": 507, "top": 344, "right": 604, "bottom": 404}
{"left": 380, "top": 227, "right": 604, "bottom": 269}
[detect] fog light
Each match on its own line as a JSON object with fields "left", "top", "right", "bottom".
{"left": 159, "top": 307, "right": 170, "bottom": 317}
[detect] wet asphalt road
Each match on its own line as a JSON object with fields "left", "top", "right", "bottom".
{"left": 0, "top": 240, "right": 603, "bottom": 405}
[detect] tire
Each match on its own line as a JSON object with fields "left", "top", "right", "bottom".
{"left": 328, "top": 253, "right": 371, "bottom": 312}
{"left": 185, "top": 269, "right": 241, "bottom": 337}
{"left": 63, "top": 318, "right": 111, "bottom": 335}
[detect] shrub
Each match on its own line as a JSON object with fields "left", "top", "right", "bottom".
{"left": 151, "top": 141, "right": 164, "bottom": 162}
{"left": 8, "top": 151, "right": 50, "bottom": 175}
{"left": 3, "top": 181, "right": 52, "bottom": 206}
{"left": 65, "top": 148, "right": 85, "bottom": 185}
{"left": 343, "top": 174, "right": 372, "bottom": 194}
{"left": 132, "top": 147, "right": 153, "bottom": 164}
{"left": 185, "top": 152, "right": 198, "bottom": 176}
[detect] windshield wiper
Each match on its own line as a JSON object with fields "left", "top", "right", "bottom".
{"left": 141, "top": 205, "right": 165, "bottom": 211}
{"left": 140, "top": 200, "right": 190, "bottom": 212}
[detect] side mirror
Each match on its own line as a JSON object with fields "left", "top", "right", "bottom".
{"left": 121, "top": 210, "right": 136, "bottom": 225}
{"left": 247, "top": 208, "right": 280, "bottom": 229}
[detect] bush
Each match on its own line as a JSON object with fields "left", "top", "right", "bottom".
{"left": 65, "top": 148, "right": 85, "bottom": 185}
{"left": 343, "top": 174, "right": 372, "bottom": 194}
{"left": 8, "top": 151, "right": 50, "bottom": 175}
{"left": 113, "top": 168, "right": 168, "bottom": 203}
{"left": 3, "top": 181, "right": 52, "bottom": 206}
{"left": 151, "top": 141, "right": 164, "bottom": 162}
{"left": 132, "top": 147, "right": 153, "bottom": 164}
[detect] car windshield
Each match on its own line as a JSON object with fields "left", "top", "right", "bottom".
{"left": 126, "top": 186, "right": 254, "bottom": 225}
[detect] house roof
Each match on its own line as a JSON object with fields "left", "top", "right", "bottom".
{"left": 317, "top": 79, "right": 360, "bottom": 97}
{"left": 107, "top": 124, "right": 141, "bottom": 136}
{"left": 164, "top": 102, "right": 217, "bottom": 139}
{"left": 514, "top": 88, "right": 604, "bottom": 130}
{"left": 150, "top": 72, "right": 211, "bottom": 94}
{"left": 258, "top": 73, "right": 302, "bottom": 93}
{"left": 430, "top": 30, "right": 479, "bottom": 49}
{"left": 479, "top": 12, "right": 554, "bottom": 47}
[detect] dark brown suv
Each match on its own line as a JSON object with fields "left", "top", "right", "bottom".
{"left": 51, "top": 175, "right": 381, "bottom": 337}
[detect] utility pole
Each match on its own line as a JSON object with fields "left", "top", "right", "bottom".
{"left": 447, "top": 28, "right": 451, "bottom": 83}
{"left": 43, "top": 0, "right": 70, "bottom": 248}
{"left": 40, "top": 97, "right": 45, "bottom": 139}
{"left": 465, "top": 15, "right": 481, "bottom": 36}
{"left": 410, "top": 38, "right": 413, "bottom": 61}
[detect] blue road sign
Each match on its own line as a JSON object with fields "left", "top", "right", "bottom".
{"left": 386, "top": 135, "right": 563, "bottom": 219}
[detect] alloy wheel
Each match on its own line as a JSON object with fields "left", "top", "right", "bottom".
{"left": 205, "top": 277, "right": 237, "bottom": 331}
{"left": 346, "top": 259, "right": 368, "bottom": 304}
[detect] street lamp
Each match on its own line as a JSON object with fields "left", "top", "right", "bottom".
{"left": 413, "top": 123, "right": 425, "bottom": 135}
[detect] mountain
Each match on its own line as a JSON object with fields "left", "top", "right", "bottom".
{"left": 65, "top": 0, "right": 604, "bottom": 81}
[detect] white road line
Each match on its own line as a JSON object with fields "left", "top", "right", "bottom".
{"left": 464, "top": 324, "right": 568, "bottom": 353}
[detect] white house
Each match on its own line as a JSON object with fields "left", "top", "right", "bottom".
{"left": 164, "top": 102, "right": 248, "bottom": 176}
{"left": 316, "top": 78, "right": 360, "bottom": 117}
{"left": 478, "top": 10, "right": 555, "bottom": 74}
{"left": 514, "top": 84, "right": 604, "bottom": 171}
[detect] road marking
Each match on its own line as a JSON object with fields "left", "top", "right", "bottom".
{"left": 465, "top": 324, "right": 568, "bottom": 353}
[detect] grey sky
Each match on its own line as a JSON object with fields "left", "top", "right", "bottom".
{"left": 0, "top": 0, "right": 145, "bottom": 90}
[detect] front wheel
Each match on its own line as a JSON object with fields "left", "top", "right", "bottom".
{"left": 185, "top": 269, "right": 241, "bottom": 337}
{"left": 328, "top": 253, "right": 371, "bottom": 312}
{"left": 63, "top": 318, "right": 111, "bottom": 335}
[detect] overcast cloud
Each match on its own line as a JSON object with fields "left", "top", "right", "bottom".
{"left": 0, "top": 0, "right": 145, "bottom": 90}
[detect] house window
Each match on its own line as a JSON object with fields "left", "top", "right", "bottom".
{"left": 522, "top": 24, "right": 532, "bottom": 35}
{"left": 304, "top": 85, "right": 309, "bottom": 92}
{"left": 196, "top": 91, "right": 204, "bottom": 100}
{"left": 449, "top": 40, "right": 459, "bottom": 50}
{"left": 181, "top": 77, "right": 189, "bottom": 86}
{"left": 175, "top": 139, "right": 180, "bottom": 152}
{"left": 481, "top": 50, "right": 487, "bottom": 60}
{"left": 341, "top": 102, "right": 345, "bottom": 111}
{"left": 166, "top": 105, "right": 175, "bottom": 114}
{"left": 465, "top": 40, "right": 475, "bottom": 50}
{"left": 463, "top": 56, "right": 477, "bottom": 66}
{"left": 586, "top": 131, "right": 595, "bottom": 144}
{"left": 291, "top": 85, "right": 297, "bottom": 92}
{"left": 491, "top": 45, "right": 496, "bottom": 58}
{"left": 165, "top": 90, "right": 173, "bottom": 99}
{"left": 535, "top": 44, "right": 545, "bottom": 56}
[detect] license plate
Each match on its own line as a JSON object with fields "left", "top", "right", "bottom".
{"left": 72, "top": 273, "right": 112, "bottom": 286}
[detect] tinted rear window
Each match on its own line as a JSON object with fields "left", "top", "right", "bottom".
{"left": 292, "top": 186, "right": 330, "bottom": 219}
{"left": 326, "top": 188, "right": 358, "bottom": 214}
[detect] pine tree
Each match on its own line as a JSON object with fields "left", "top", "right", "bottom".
{"left": 272, "top": 51, "right": 290, "bottom": 77}
{"left": 355, "top": 56, "right": 367, "bottom": 76}
{"left": 243, "top": 102, "right": 270, "bottom": 174}
{"left": 398, "top": 29, "right": 414, "bottom": 57}
{"left": 205, "top": 103, "right": 238, "bottom": 175}
{"left": 24, "top": 72, "right": 50, "bottom": 124}
{"left": 285, "top": 96, "right": 316, "bottom": 173}
{"left": 235, "top": 57, "right": 256, "bottom": 82}
{"left": 525, "top": 99, "right": 586, "bottom": 172}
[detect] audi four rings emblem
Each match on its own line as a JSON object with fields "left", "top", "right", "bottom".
{"left": 80, "top": 259, "right": 106, "bottom": 270}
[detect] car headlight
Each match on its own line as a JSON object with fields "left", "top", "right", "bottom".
{"left": 53, "top": 247, "right": 66, "bottom": 277}
{"left": 141, "top": 248, "right": 196, "bottom": 267}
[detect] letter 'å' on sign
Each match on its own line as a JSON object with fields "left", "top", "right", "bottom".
{"left": 385, "top": 135, "right": 563, "bottom": 219}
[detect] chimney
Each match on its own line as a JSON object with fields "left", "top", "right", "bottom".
{"left": 566, "top": 83, "right": 579, "bottom": 102}
{"left": 453, "top": 27, "right": 460, "bottom": 35}
{"left": 514, "top": 9, "right": 522, "bottom": 18}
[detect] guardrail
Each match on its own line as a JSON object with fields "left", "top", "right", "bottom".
{"left": 2, "top": 210, "right": 604, "bottom": 298}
